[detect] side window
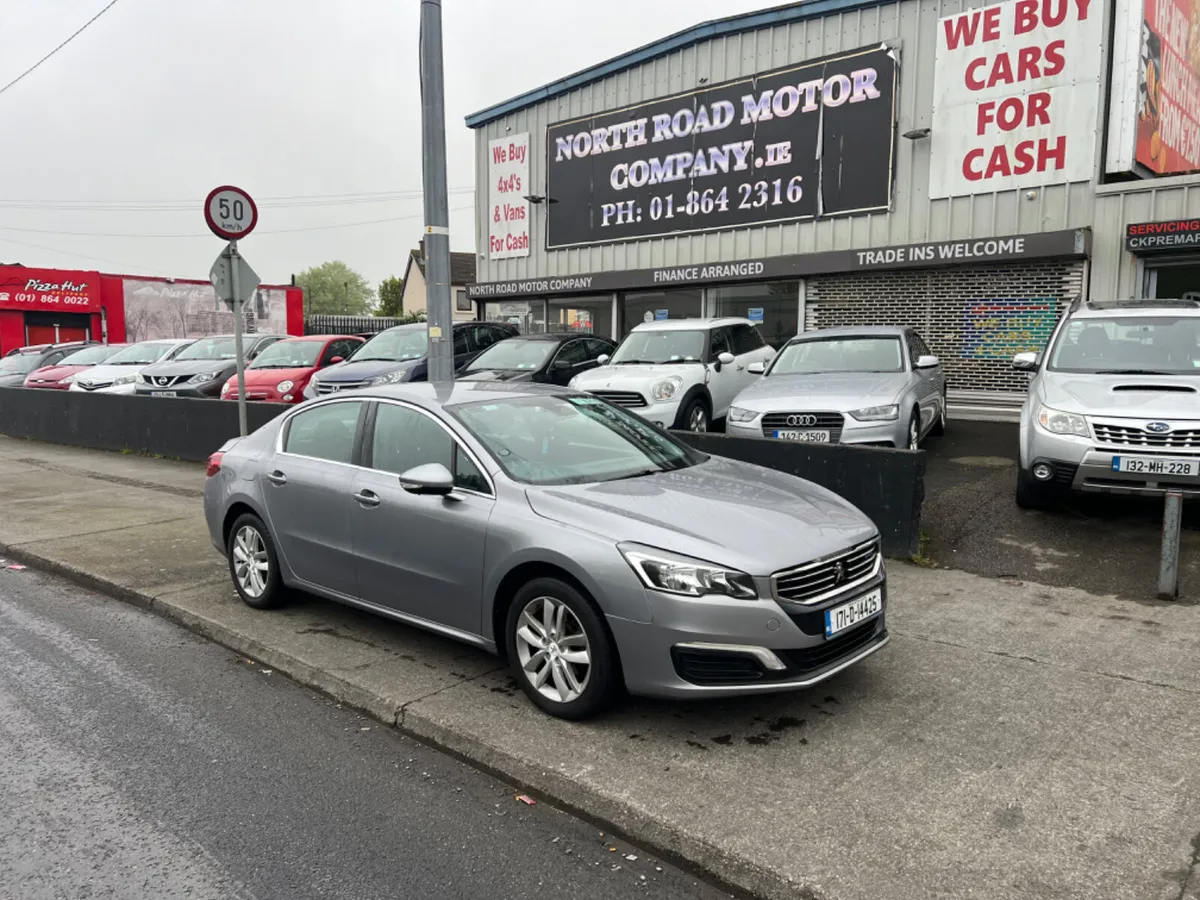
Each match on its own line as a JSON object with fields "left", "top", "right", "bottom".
{"left": 454, "top": 447, "right": 489, "bottom": 493}
{"left": 731, "top": 324, "right": 764, "bottom": 355}
{"left": 453, "top": 328, "right": 472, "bottom": 355}
{"left": 903, "top": 331, "right": 920, "bottom": 365}
{"left": 284, "top": 401, "right": 363, "bottom": 464}
{"left": 370, "top": 403, "right": 452, "bottom": 475}
{"left": 321, "top": 339, "right": 357, "bottom": 365}
{"left": 472, "top": 325, "right": 501, "bottom": 351}
{"left": 709, "top": 327, "right": 733, "bottom": 358}
{"left": 251, "top": 337, "right": 281, "bottom": 358}
{"left": 553, "top": 340, "right": 589, "bottom": 367}
{"left": 586, "top": 338, "right": 614, "bottom": 358}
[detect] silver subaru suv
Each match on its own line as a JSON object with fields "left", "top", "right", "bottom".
{"left": 1013, "top": 298, "right": 1200, "bottom": 508}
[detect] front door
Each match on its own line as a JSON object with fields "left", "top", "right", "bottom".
{"left": 705, "top": 326, "right": 743, "bottom": 418}
{"left": 261, "top": 400, "right": 364, "bottom": 597}
{"left": 350, "top": 401, "right": 492, "bottom": 634}
{"left": 907, "top": 330, "right": 942, "bottom": 432}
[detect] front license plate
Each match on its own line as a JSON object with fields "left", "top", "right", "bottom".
{"left": 773, "top": 430, "right": 830, "bottom": 443}
{"left": 149, "top": 390, "right": 177, "bottom": 397}
{"left": 1111, "top": 455, "right": 1199, "bottom": 477}
{"left": 825, "top": 589, "right": 883, "bottom": 638}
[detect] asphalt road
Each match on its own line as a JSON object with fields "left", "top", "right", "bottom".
{"left": 921, "top": 419, "right": 1200, "bottom": 601}
{"left": 0, "top": 567, "right": 733, "bottom": 900}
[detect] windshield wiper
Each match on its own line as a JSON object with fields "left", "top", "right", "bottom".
{"left": 1095, "top": 369, "right": 1174, "bottom": 376}
{"left": 608, "top": 468, "right": 662, "bottom": 481}
{"left": 613, "top": 360, "right": 657, "bottom": 365}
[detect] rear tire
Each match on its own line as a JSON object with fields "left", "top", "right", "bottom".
{"left": 1015, "top": 468, "right": 1051, "bottom": 510}
{"left": 505, "top": 577, "right": 620, "bottom": 720}
{"left": 226, "top": 513, "right": 287, "bottom": 610}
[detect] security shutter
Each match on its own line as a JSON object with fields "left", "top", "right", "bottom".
{"left": 804, "top": 260, "right": 1085, "bottom": 399}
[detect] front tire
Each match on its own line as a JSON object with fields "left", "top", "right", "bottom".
{"left": 1015, "top": 468, "right": 1051, "bottom": 510}
{"left": 679, "top": 397, "right": 709, "bottom": 433}
{"left": 931, "top": 390, "right": 947, "bottom": 436}
{"left": 905, "top": 410, "right": 920, "bottom": 450}
{"left": 227, "top": 513, "right": 287, "bottom": 610}
{"left": 505, "top": 577, "right": 619, "bottom": 720}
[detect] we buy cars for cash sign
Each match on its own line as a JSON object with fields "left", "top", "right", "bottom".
{"left": 929, "top": 0, "right": 1104, "bottom": 199}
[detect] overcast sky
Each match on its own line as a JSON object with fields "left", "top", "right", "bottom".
{"left": 0, "top": 0, "right": 770, "bottom": 288}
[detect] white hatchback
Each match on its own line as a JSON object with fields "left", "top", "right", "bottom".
{"left": 569, "top": 318, "right": 775, "bottom": 431}
{"left": 68, "top": 339, "right": 194, "bottom": 394}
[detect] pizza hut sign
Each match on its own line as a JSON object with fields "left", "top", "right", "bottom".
{"left": 0, "top": 266, "right": 102, "bottom": 311}
{"left": 929, "top": 0, "right": 1105, "bottom": 199}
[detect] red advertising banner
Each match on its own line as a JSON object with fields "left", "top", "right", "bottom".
{"left": 1137, "top": 0, "right": 1200, "bottom": 174}
{"left": 0, "top": 266, "right": 102, "bottom": 312}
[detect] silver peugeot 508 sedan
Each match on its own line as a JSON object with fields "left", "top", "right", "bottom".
{"left": 203, "top": 382, "right": 889, "bottom": 719}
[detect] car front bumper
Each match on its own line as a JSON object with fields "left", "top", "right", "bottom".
{"left": 134, "top": 383, "right": 222, "bottom": 398}
{"left": 726, "top": 415, "right": 906, "bottom": 447}
{"left": 70, "top": 381, "right": 138, "bottom": 394}
{"left": 1025, "top": 424, "right": 1200, "bottom": 496}
{"left": 606, "top": 572, "right": 888, "bottom": 698}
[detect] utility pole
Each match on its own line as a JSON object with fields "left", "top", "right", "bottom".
{"left": 343, "top": 281, "right": 349, "bottom": 315}
{"left": 419, "top": 0, "right": 453, "bottom": 384}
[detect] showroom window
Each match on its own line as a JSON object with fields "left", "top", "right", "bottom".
{"left": 483, "top": 299, "right": 547, "bottom": 334}
{"left": 710, "top": 282, "right": 799, "bottom": 348}
{"left": 548, "top": 295, "right": 613, "bottom": 337}
{"left": 620, "top": 288, "right": 702, "bottom": 335}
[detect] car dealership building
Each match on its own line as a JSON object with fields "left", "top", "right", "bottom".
{"left": 465, "top": 0, "right": 1200, "bottom": 412}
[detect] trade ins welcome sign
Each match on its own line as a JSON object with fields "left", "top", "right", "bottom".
{"left": 929, "top": 0, "right": 1104, "bottom": 199}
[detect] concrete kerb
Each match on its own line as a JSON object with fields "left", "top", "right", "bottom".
{"left": 0, "top": 537, "right": 817, "bottom": 900}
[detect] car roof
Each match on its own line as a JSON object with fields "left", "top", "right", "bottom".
{"left": 19, "top": 340, "right": 93, "bottom": 354}
{"left": 789, "top": 325, "right": 909, "bottom": 340}
{"left": 279, "top": 334, "right": 352, "bottom": 342}
{"left": 1071, "top": 298, "right": 1200, "bottom": 318}
{"left": 505, "top": 332, "right": 596, "bottom": 342}
{"left": 313, "top": 380, "right": 572, "bottom": 410}
{"left": 630, "top": 317, "right": 753, "bottom": 332}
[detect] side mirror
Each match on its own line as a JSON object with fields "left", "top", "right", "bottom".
{"left": 915, "top": 354, "right": 940, "bottom": 369}
{"left": 748, "top": 361, "right": 766, "bottom": 375}
{"left": 398, "top": 462, "right": 455, "bottom": 496}
{"left": 717, "top": 352, "right": 736, "bottom": 366}
{"left": 1012, "top": 352, "right": 1039, "bottom": 371}
{"left": 328, "top": 356, "right": 344, "bottom": 366}
{"left": 596, "top": 354, "right": 610, "bottom": 365}
{"left": 552, "top": 358, "right": 574, "bottom": 371}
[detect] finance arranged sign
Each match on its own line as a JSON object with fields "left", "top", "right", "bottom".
{"left": 929, "top": 0, "right": 1105, "bottom": 199}
{"left": 544, "top": 45, "right": 898, "bottom": 249}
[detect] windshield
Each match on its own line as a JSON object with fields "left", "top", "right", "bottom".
{"left": 353, "top": 328, "right": 428, "bottom": 362}
{"left": 57, "top": 345, "right": 118, "bottom": 366}
{"left": 175, "top": 337, "right": 238, "bottom": 361}
{"left": 1048, "top": 316, "right": 1200, "bottom": 374}
{"left": 610, "top": 330, "right": 705, "bottom": 365}
{"left": 452, "top": 394, "right": 703, "bottom": 485}
{"left": 249, "top": 340, "right": 322, "bottom": 369}
{"left": 104, "top": 341, "right": 182, "bottom": 365}
{"left": 0, "top": 354, "right": 39, "bottom": 375}
{"left": 770, "top": 337, "right": 904, "bottom": 375}
{"left": 467, "top": 340, "right": 555, "bottom": 371}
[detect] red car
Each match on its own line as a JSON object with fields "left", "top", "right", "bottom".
{"left": 219, "top": 334, "right": 364, "bottom": 403}
{"left": 23, "top": 343, "right": 127, "bottom": 390}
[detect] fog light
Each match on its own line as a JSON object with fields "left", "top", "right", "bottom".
{"left": 283, "top": 394, "right": 293, "bottom": 402}
{"left": 1032, "top": 462, "right": 1054, "bottom": 481}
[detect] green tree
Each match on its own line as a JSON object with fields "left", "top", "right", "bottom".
{"left": 296, "top": 261, "right": 375, "bottom": 316}
{"left": 375, "top": 275, "right": 404, "bottom": 317}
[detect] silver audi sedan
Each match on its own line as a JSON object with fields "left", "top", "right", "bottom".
{"left": 203, "top": 382, "right": 888, "bottom": 719}
{"left": 726, "top": 326, "right": 947, "bottom": 449}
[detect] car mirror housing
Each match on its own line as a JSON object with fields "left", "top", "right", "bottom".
{"left": 328, "top": 356, "right": 344, "bottom": 366}
{"left": 915, "top": 354, "right": 939, "bottom": 369}
{"left": 596, "top": 354, "right": 610, "bottom": 365}
{"left": 399, "top": 462, "right": 455, "bottom": 496}
{"left": 717, "top": 352, "right": 736, "bottom": 366}
{"left": 1011, "top": 352, "right": 1039, "bottom": 371}
{"left": 747, "top": 361, "right": 766, "bottom": 375}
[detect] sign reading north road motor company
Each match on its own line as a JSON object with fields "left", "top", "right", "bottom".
{"left": 467, "top": 229, "right": 1089, "bottom": 298}
{"left": 544, "top": 45, "right": 898, "bottom": 250}
{"left": 1126, "top": 218, "right": 1200, "bottom": 253}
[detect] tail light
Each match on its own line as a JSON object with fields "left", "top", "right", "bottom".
{"left": 206, "top": 452, "right": 224, "bottom": 477}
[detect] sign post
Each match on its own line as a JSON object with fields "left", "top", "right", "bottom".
{"left": 205, "top": 186, "right": 260, "bottom": 436}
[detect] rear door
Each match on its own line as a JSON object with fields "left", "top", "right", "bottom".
{"left": 729, "top": 324, "right": 770, "bottom": 393}
{"left": 905, "top": 330, "right": 939, "bottom": 433}
{"left": 261, "top": 399, "right": 365, "bottom": 597}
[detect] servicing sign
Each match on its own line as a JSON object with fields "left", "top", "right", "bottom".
{"left": 544, "top": 45, "right": 898, "bottom": 249}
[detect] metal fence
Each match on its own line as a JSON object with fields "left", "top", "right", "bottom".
{"left": 304, "top": 315, "right": 406, "bottom": 336}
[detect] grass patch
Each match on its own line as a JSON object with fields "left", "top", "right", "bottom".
{"left": 909, "top": 532, "right": 936, "bottom": 568}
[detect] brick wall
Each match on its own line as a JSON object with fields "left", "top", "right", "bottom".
{"left": 806, "top": 261, "right": 1085, "bottom": 395}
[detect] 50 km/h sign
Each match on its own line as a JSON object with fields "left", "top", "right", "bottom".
{"left": 204, "top": 185, "right": 258, "bottom": 240}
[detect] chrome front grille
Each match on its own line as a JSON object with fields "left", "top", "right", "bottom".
{"left": 150, "top": 375, "right": 187, "bottom": 388}
{"left": 772, "top": 540, "right": 880, "bottom": 605}
{"left": 761, "top": 411, "right": 845, "bottom": 440}
{"left": 590, "top": 390, "right": 647, "bottom": 408}
{"left": 77, "top": 381, "right": 111, "bottom": 391}
{"left": 316, "top": 380, "right": 368, "bottom": 394}
{"left": 1092, "top": 422, "right": 1200, "bottom": 450}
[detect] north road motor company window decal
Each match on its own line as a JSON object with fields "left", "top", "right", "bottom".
{"left": 543, "top": 45, "right": 898, "bottom": 250}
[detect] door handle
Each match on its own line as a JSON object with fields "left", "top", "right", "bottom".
{"left": 737, "top": 364, "right": 745, "bottom": 371}
{"left": 353, "top": 490, "right": 381, "bottom": 508}
{"left": 267, "top": 471, "right": 287, "bottom": 486}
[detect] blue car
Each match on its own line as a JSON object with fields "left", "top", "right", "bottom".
{"left": 304, "top": 321, "right": 517, "bottom": 398}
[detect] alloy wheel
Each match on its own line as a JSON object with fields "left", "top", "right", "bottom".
{"left": 908, "top": 416, "right": 920, "bottom": 450}
{"left": 514, "top": 596, "right": 592, "bottom": 704}
{"left": 232, "top": 525, "right": 270, "bottom": 599}
{"left": 689, "top": 405, "right": 708, "bottom": 432}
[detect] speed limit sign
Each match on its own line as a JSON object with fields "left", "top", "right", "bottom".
{"left": 204, "top": 185, "right": 258, "bottom": 240}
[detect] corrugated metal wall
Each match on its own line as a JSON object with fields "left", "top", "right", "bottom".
{"left": 473, "top": 0, "right": 1200, "bottom": 300}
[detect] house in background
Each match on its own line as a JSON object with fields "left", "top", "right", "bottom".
{"left": 399, "top": 240, "right": 478, "bottom": 321}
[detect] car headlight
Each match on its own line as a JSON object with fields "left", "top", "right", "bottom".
{"left": 135, "top": 373, "right": 148, "bottom": 384}
{"left": 567, "top": 376, "right": 579, "bottom": 389}
{"left": 276, "top": 380, "right": 294, "bottom": 393}
{"left": 728, "top": 406, "right": 758, "bottom": 423}
{"left": 620, "top": 546, "right": 757, "bottom": 599}
{"left": 849, "top": 404, "right": 900, "bottom": 421}
{"left": 111, "top": 374, "right": 137, "bottom": 386}
{"left": 1037, "top": 404, "right": 1089, "bottom": 437}
{"left": 650, "top": 376, "right": 683, "bottom": 402}
{"left": 368, "top": 369, "right": 409, "bottom": 386}
{"left": 187, "top": 372, "right": 221, "bottom": 384}
{"left": 60, "top": 374, "right": 78, "bottom": 385}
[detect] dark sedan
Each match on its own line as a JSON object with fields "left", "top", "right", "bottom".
{"left": 135, "top": 333, "right": 286, "bottom": 398}
{"left": 458, "top": 333, "right": 615, "bottom": 385}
